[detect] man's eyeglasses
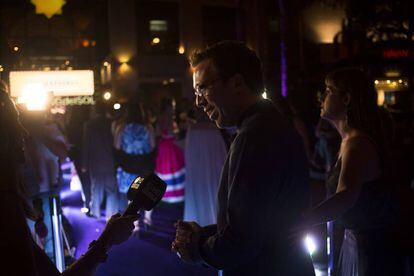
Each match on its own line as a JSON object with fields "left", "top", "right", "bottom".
{"left": 194, "top": 78, "right": 221, "bottom": 97}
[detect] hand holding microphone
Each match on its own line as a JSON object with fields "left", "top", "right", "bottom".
{"left": 97, "top": 173, "right": 167, "bottom": 250}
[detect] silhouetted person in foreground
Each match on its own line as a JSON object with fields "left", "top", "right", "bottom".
{"left": 0, "top": 88, "right": 138, "bottom": 276}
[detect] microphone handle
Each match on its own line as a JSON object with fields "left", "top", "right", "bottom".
{"left": 123, "top": 200, "right": 141, "bottom": 216}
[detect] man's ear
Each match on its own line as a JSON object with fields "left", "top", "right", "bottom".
{"left": 229, "top": 74, "right": 246, "bottom": 94}
{"left": 343, "top": 93, "right": 351, "bottom": 106}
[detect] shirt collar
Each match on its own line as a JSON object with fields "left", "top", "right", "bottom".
{"left": 236, "top": 99, "right": 274, "bottom": 129}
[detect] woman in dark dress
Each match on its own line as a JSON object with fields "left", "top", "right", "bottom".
{"left": 301, "top": 68, "right": 405, "bottom": 275}
{"left": 0, "top": 87, "right": 138, "bottom": 275}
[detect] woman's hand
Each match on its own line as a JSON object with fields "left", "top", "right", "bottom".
{"left": 98, "top": 213, "right": 139, "bottom": 249}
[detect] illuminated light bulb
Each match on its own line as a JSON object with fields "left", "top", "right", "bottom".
{"left": 13, "top": 46, "right": 19, "bottom": 52}
{"left": 113, "top": 103, "right": 121, "bottom": 110}
{"left": 103, "top": 91, "right": 111, "bottom": 100}
{"left": 178, "top": 46, "right": 185, "bottom": 54}
{"left": 152, "top": 37, "right": 160, "bottom": 44}
{"left": 374, "top": 80, "right": 379, "bottom": 85}
{"left": 304, "top": 235, "right": 316, "bottom": 256}
{"left": 19, "top": 83, "right": 48, "bottom": 111}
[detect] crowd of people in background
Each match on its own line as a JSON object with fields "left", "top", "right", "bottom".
{"left": 1, "top": 40, "right": 414, "bottom": 275}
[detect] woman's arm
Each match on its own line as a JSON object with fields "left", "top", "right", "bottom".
{"left": 62, "top": 213, "right": 138, "bottom": 276}
{"left": 302, "top": 136, "right": 380, "bottom": 227}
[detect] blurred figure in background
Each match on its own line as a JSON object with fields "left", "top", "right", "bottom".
{"left": 274, "top": 94, "right": 314, "bottom": 160}
{"left": 155, "top": 98, "right": 185, "bottom": 205}
{"left": 310, "top": 118, "right": 341, "bottom": 183}
{"left": 82, "top": 100, "right": 118, "bottom": 220}
{"left": 19, "top": 103, "right": 69, "bottom": 263}
{"left": 183, "top": 109, "right": 227, "bottom": 226}
{"left": 66, "top": 105, "right": 92, "bottom": 214}
{"left": 112, "top": 100, "right": 154, "bottom": 224}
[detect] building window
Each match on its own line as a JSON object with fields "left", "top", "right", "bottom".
{"left": 137, "top": 2, "right": 179, "bottom": 55}
{"left": 149, "top": 20, "right": 168, "bottom": 32}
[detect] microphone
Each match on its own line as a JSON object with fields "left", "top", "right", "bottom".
{"left": 123, "top": 172, "right": 167, "bottom": 216}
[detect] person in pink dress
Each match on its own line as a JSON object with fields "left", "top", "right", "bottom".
{"left": 155, "top": 98, "right": 185, "bottom": 204}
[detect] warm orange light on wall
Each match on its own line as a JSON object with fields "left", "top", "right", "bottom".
{"left": 118, "top": 55, "right": 130, "bottom": 63}
{"left": 82, "top": 39, "right": 90, "bottom": 47}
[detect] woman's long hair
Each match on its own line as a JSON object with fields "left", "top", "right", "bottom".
{"left": 325, "top": 68, "right": 393, "bottom": 157}
{"left": 124, "top": 101, "right": 145, "bottom": 125}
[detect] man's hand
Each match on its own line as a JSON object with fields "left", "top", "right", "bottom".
{"left": 172, "top": 220, "right": 202, "bottom": 264}
{"left": 98, "top": 213, "right": 139, "bottom": 249}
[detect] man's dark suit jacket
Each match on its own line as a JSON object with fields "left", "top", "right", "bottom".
{"left": 198, "top": 100, "right": 315, "bottom": 276}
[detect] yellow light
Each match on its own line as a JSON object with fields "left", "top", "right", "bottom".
{"left": 13, "top": 46, "right": 19, "bottom": 52}
{"left": 374, "top": 80, "right": 379, "bottom": 85}
{"left": 65, "top": 60, "right": 70, "bottom": 65}
{"left": 31, "top": 0, "right": 66, "bottom": 19}
{"left": 162, "top": 80, "right": 168, "bottom": 85}
{"left": 118, "top": 55, "right": 130, "bottom": 63}
{"left": 18, "top": 83, "right": 48, "bottom": 111}
{"left": 118, "top": 63, "right": 131, "bottom": 75}
{"left": 169, "top": 78, "right": 175, "bottom": 83}
{"left": 113, "top": 103, "right": 121, "bottom": 110}
{"left": 392, "top": 81, "right": 397, "bottom": 86}
{"left": 152, "top": 37, "right": 160, "bottom": 44}
{"left": 104, "top": 61, "right": 109, "bottom": 67}
{"left": 398, "top": 79, "right": 403, "bottom": 83}
{"left": 103, "top": 91, "right": 111, "bottom": 100}
{"left": 0, "top": 68, "right": 3, "bottom": 72}
{"left": 386, "top": 80, "right": 391, "bottom": 84}
{"left": 262, "top": 92, "right": 267, "bottom": 99}
{"left": 178, "top": 46, "right": 185, "bottom": 54}
{"left": 377, "top": 90, "right": 385, "bottom": 106}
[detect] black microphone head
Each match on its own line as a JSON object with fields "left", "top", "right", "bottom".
{"left": 126, "top": 172, "right": 167, "bottom": 211}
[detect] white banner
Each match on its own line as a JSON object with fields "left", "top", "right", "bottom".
{"left": 9, "top": 70, "right": 94, "bottom": 97}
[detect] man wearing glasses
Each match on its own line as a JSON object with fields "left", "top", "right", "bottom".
{"left": 172, "top": 41, "right": 315, "bottom": 276}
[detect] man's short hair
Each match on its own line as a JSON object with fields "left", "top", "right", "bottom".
{"left": 189, "top": 41, "right": 264, "bottom": 95}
